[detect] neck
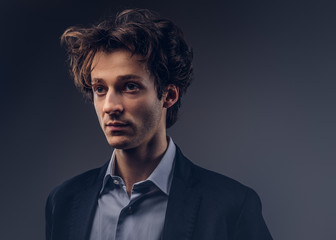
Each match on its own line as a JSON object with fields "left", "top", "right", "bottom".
{"left": 114, "top": 134, "right": 169, "bottom": 196}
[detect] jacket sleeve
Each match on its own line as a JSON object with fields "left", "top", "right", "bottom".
{"left": 233, "top": 188, "right": 273, "bottom": 240}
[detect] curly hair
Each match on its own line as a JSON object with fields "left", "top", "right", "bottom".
{"left": 61, "top": 9, "right": 193, "bottom": 128}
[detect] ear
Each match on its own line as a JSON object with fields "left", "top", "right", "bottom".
{"left": 163, "top": 84, "right": 179, "bottom": 108}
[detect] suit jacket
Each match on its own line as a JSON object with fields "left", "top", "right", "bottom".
{"left": 46, "top": 146, "right": 273, "bottom": 240}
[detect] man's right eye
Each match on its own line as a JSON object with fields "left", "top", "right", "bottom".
{"left": 93, "top": 85, "right": 107, "bottom": 95}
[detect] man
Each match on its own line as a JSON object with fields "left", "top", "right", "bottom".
{"left": 46, "top": 8, "right": 272, "bottom": 240}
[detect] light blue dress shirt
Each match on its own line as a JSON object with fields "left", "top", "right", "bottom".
{"left": 89, "top": 138, "right": 176, "bottom": 240}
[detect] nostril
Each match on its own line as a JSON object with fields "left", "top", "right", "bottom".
{"left": 103, "top": 103, "right": 124, "bottom": 115}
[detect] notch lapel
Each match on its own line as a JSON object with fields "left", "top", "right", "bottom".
{"left": 68, "top": 164, "right": 108, "bottom": 240}
{"left": 162, "top": 147, "right": 201, "bottom": 240}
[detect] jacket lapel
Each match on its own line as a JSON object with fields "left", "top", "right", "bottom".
{"left": 68, "top": 163, "right": 108, "bottom": 240}
{"left": 162, "top": 146, "right": 201, "bottom": 240}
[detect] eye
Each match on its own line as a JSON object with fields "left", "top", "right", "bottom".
{"left": 92, "top": 85, "right": 107, "bottom": 96}
{"left": 124, "top": 83, "right": 140, "bottom": 92}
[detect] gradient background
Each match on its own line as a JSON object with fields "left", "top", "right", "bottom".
{"left": 1, "top": 0, "right": 335, "bottom": 239}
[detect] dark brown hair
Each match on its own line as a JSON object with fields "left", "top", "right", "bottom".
{"left": 61, "top": 8, "right": 193, "bottom": 128}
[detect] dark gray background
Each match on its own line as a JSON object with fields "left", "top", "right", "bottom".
{"left": 1, "top": 0, "right": 335, "bottom": 239}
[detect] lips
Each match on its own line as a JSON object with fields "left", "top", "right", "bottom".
{"left": 105, "top": 121, "right": 129, "bottom": 132}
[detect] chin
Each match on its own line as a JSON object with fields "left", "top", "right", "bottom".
{"left": 107, "top": 136, "right": 134, "bottom": 150}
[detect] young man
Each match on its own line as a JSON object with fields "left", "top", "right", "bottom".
{"left": 46, "top": 9, "right": 272, "bottom": 240}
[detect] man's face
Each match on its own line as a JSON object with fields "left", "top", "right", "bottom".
{"left": 91, "top": 50, "right": 166, "bottom": 150}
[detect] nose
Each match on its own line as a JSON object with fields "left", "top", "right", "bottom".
{"left": 103, "top": 90, "right": 124, "bottom": 115}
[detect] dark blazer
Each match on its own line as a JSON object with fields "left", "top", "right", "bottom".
{"left": 46, "top": 146, "right": 272, "bottom": 240}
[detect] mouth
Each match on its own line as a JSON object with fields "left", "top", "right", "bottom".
{"left": 105, "top": 121, "right": 129, "bottom": 132}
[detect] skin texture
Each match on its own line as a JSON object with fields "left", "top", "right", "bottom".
{"left": 91, "top": 50, "right": 178, "bottom": 195}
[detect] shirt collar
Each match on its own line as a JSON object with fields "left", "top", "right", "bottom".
{"left": 100, "top": 137, "right": 176, "bottom": 196}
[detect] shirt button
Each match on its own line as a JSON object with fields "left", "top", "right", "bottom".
{"left": 127, "top": 206, "right": 133, "bottom": 214}
{"left": 113, "top": 179, "right": 120, "bottom": 185}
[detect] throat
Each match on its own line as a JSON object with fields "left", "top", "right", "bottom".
{"left": 114, "top": 138, "right": 169, "bottom": 196}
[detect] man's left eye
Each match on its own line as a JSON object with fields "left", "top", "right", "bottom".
{"left": 125, "top": 83, "right": 139, "bottom": 92}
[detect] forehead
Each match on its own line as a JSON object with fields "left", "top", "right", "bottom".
{"left": 91, "top": 50, "right": 147, "bottom": 72}
{"left": 90, "top": 50, "right": 154, "bottom": 87}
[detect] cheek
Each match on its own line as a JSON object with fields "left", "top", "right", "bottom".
{"left": 128, "top": 96, "right": 160, "bottom": 117}
{"left": 93, "top": 102, "right": 104, "bottom": 123}
{"left": 135, "top": 99, "right": 163, "bottom": 125}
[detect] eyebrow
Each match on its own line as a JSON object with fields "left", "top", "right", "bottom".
{"left": 118, "top": 74, "right": 143, "bottom": 81}
{"left": 91, "top": 74, "right": 143, "bottom": 84}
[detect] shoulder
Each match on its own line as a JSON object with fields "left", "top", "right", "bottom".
{"left": 174, "top": 146, "right": 259, "bottom": 203}
{"left": 174, "top": 147, "right": 263, "bottom": 212}
{"left": 172, "top": 147, "right": 272, "bottom": 238}
{"left": 192, "top": 164, "right": 272, "bottom": 239}
{"left": 195, "top": 164, "right": 259, "bottom": 202}
{"left": 191, "top": 163, "right": 266, "bottom": 228}
{"left": 47, "top": 163, "right": 107, "bottom": 205}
